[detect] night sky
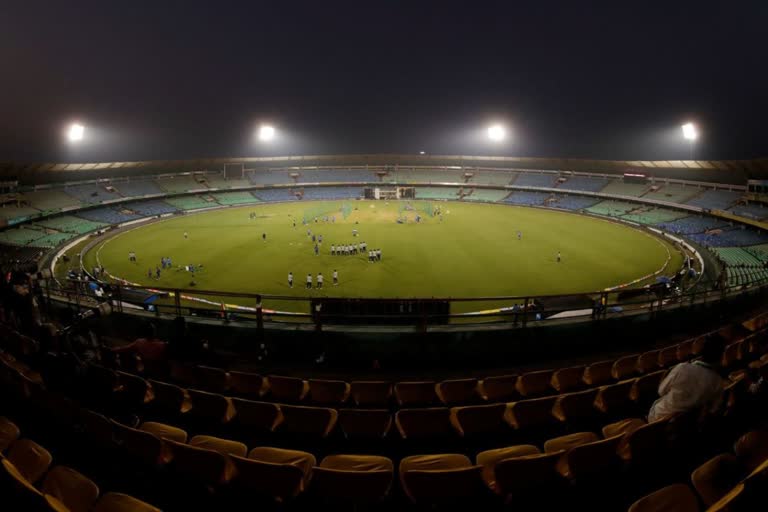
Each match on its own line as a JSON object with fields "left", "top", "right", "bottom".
{"left": 1, "top": 0, "right": 766, "bottom": 163}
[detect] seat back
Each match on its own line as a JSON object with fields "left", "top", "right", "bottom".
{"left": 188, "top": 388, "right": 234, "bottom": 423}
{"left": 401, "top": 465, "right": 484, "bottom": 504}
{"left": 394, "top": 381, "right": 438, "bottom": 406}
{"left": 0, "top": 416, "right": 21, "bottom": 453}
{"left": 551, "top": 366, "right": 585, "bottom": 393}
{"left": 338, "top": 409, "right": 392, "bottom": 439}
{"left": 189, "top": 435, "right": 247, "bottom": 457}
{"left": 7, "top": 438, "right": 53, "bottom": 484}
{"left": 41, "top": 466, "right": 100, "bottom": 512}
{"left": 450, "top": 403, "right": 507, "bottom": 436}
{"left": 480, "top": 375, "right": 519, "bottom": 402}
{"left": 690, "top": 453, "right": 740, "bottom": 507}
{"left": 637, "top": 350, "right": 661, "bottom": 374}
{"left": 627, "top": 484, "right": 699, "bottom": 512}
{"left": 436, "top": 379, "right": 479, "bottom": 405}
{"left": 630, "top": 371, "right": 665, "bottom": 405}
{"left": 595, "top": 379, "right": 636, "bottom": 414}
{"left": 516, "top": 370, "right": 554, "bottom": 397}
{"left": 308, "top": 379, "right": 350, "bottom": 405}
{"left": 230, "top": 455, "right": 307, "bottom": 501}
{"left": 611, "top": 355, "right": 639, "bottom": 380}
{"left": 552, "top": 388, "right": 598, "bottom": 423}
{"left": 583, "top": 360, "right": 613, "bottom": 386}
{"left": 312, "top": 466, "right": 394, "bottom": 502}
{"left": 506, "top": 397, "right": 558, "bottom": 430}
{"left": 494, "top": 451, "right": 566, "bottom": 496}
{"left": 93, "top": 492, "right": 161, "bottom": 512}
{"left": 195, "top": 365, "right": 230, "bottom": 393}
{"left": 166, "top": 440, "right": 229, "bottom": 485}
{"left": 396, "top": 408, "right": 453, "bottom": 439}
{"left": 112, "top": 421, "right": 166, "bottom": 466}
{"left": 279, "top": 404, "right": 338, "bottom": 437}
{"left": 148, "top": 379, "right": 187, "bottom": 414}
{"left": 116, "top": 371, "right": 152, "bottom": 406}
{"left": 229, "top": 371, "right": 264, "bottom": 397}
{"left": 658, "top": 346, "right": 678, "bottom": 367}
{"left": 231, "top": 398, "right": 281, "bottom": 432}
{"left": 565, "top": 435, "right": 623, "bottom": 481}
{"left": 267, "top": 375, "right": 307, "bottom": 402}
{"left": 350, "top": 381, "right": 392, "bottom": 407}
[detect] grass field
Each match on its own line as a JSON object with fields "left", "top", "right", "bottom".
{"left": 80, "top": 200, "right": 683, "bottom": 315}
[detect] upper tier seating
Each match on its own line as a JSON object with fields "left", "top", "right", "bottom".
{"left": 713, "top": 247, "right": 764, "bottom": 267}
{"left": 298, "top": 170, "right": 378, "bottom": 182}
{"left": 686, "top": 189, "right": 743, "bottom": 210}
{"left": 656, "top": 216, "right": 729, "bottom": 235}
{"left": 586, "top": 200, "right": 636, "bottom": 217}
{"left": 247, "top": 170, "right": 295, "bottom": 185}
{"left": 470, "top": 171, "right": 517, "bottom": 186}
{"left": 558, "top": 176, "right": 608, "bottom": 192}
{"left": 156, "top": 176, "right": 207, "bottom": 194}
{"left": 0, "top": 243, "right": 42, "bottom": 264}
{"left": 22, "top": 190, "right": 83, "bottom": 212}
{"left": 203, "top": 176, "right": 251, "bottom": 189}
{"left": 128, "top": 200, "right": 179, "bottom": 216}
{"left": 211, "top": 192, "right": 261, "bottom": 206}
{"left": 512, "top": 173, "right": 557, "bottom": 188}
{"left": 252, "top": 188, "right": 298, "bottom": 202}
{"left": 599, "top": 181, "right": 649, "bottom": 197}
{"left": 301, "top": 187, "right": 363, "bottom": 200}
{"left": 397, "top": 170, "right": 466, "bottom": 183}
{"left": 502, "top": 191, "right": 549, "bottom": 206}
{"left": 63, "top": 184, "right": 122, "bottom": 204}
{"left": 550, "top": 195, "right": 600, "bottom": 211}
{"left": 76, "top": 207, "right": 140, "bottom": 225}
{"left": 0, "top": 227, "right": 48, "bottom": 246}
{"left": 35, "top": 216, "right": 106, "bottom": 234}
{"left": 114, "top": 180, "right": 164, "bottom": 197}
{"left": 642, "top": 184, "right": 700, "bottom": 204}
{"left": 689, "top": 227, "right": 768, "bottom": 248}
{"left": 729, "top": 204, "right": 768, "bottom": 221}
{"left": 165, "top": 195, "right": 217, "bottom": 210}
{"left": 463, "top": 189, "right": 511, "bottom": 202}
{"left": 620, "top": 208, "right": 688, "bottom": 225}
{"left": 0, "top": 206, "right": 41, "bottom": 225}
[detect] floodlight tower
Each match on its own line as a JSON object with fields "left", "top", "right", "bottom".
{"left": 681, "top": 122, "right": 698, "bottom": 160}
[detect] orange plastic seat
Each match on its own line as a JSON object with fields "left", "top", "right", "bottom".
{"left": 658, "top": 346, "right": 678, "bottom": 368}
{"left": 266, "top": 375, "right": 308, "bottom": 402}
{"left": 7, "top": 438, "right": 53, "bottom": 484}
{"left": 691, "top": 453, "right": 740, "bottom": 507}
{"left": 395, "top": 407, "right": 454, "bottom": 439}
{"left": 92, "top": 492, "right": 161, "bottom": 512}
{"left": 449, "top": 403, "right": 508, "bottom": 437}
{"left": 230, "top": 454, "right": 308, "bottom": 502}
{"left": 676, "top": 340, "right": 694, "bottom": 361}
{"left": 230, "top": 398, "right": 282, "bottom": 433}
{"left": 0, "top": 459, "right": 68, "bottom": 512}
{"left": 166, "top": 439, "right": 233, "bottom": 486}
{"left": 630, "top": 370, "right": 666, "bottom": 406}
{"left": 637, "top": 350, "right": 661, "bottom": 374}
{"left": 195, "top": 365, "right": 231, "bottom": 393}
{"left": 628, "top": 484, "right": 699, "bottom": 512}
{"left": 552, "top": 388, "right": 599, "bottom": 424}
{"left": 116, "top": 371, "right": 154, "bottom": 408}
{"left": 248, "top": 446, "right": 316, "bottom": 478}
{"left": 558, "top": 434, "right": 623, "bottom": 481}
{"left": 112, "top": 421, "right": 171, "bottom": 467}
{"left": 139, "top": 421, "right": 188, "bottom": 443}
{"left": 475, "top": 445, "right": 541, "bottom": 486}
{"left": 543, "top": 432, "right": 599, "bottom": 454}
{"left": 41, "top": 466, "right": 100, "bottom": 512}
{"left": 349, "top": 381, "right": 392, "bottom": 407}
{"left": 277, "top": 404, "right": 338, "bottom": 438}
{"left": 338, "top": 409, "right": 392, "bottom": 439}
{"left": 594, "top": 379, "right": 636, "bottom": 416}
{"left": 505, "top": 396, "right": 558, "bottom": 431}
{"left": 611, "top": 355, "right": 639, "bottom": 380}
{"left": 601, "top": 417, "right": 646, "bottom": 439}
{"left": 479, "top": 375, "right": 519, "bottom": 402}
{"left": 229, "top": 370, "right": 265, "bottom": 397}
{"left": 312, "top": 454, "right": 394, "bottom": 503}
{"left": 148, "top": 379, "right": 192, "bottom": 417}
{"left": 734, "top": 430, "right": 768, "bottom": 473}
{"left": 582, "top": 360, "right": 613, "bottom": 387}
{"left": 189, "top": 434, "right": 247, "bottom": 457}
{"left": 516, "top": 369, "right": 554, "bottom": 398}
{"left": 492, "top": 450, "right": 567, "bottom": 498}
{"left": 308, "top": 379, "right": 351, "bottom": 405}
{"left": 394, "top": 381, "right": 438, "bottom": 407}
{"left": 551, "top": 366, "right": 585, "bottom": 393}
{"left": 0, "top": 416, "right": 20, "bottom": 452}
{"left": 436, "top": 378, "right": 480, "bottom": 405}
{"left": 169, "top": 361, "right": 197, "bottom": 386}
{"left": 187, "top": 388, "right": 236, "bottom": 424}
{"left": 399, "top": 454, "right": 485, "bottom": 505}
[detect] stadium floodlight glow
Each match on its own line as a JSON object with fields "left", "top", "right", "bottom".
{"left": 258, "top": 124, "right": 276, "bottom": 142}
{"left": 487, "top": 124, "right": 506, "bottom": 142}
{"left": 681, "top": 122, "right": 698, "bottom": 141}
{"left": 67, "top": 123, "right": 85, "bottom": 142}
{"left": 419, "top": 151, "right": 425, "bottom": 155}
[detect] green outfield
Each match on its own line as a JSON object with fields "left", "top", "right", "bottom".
{"left": 80, "top": 200, "right": 683, "bottom": 314}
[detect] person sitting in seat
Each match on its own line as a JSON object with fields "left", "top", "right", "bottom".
{"left": 112, "top": 322, "right": 169, "bottom": 375}
{"left": 648, "top": 333, "right": 726, "bottom": 422}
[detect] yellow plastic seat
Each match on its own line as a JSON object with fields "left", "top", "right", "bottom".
{"left": 611, "top": 355, "right": 639, "bottom": 380}
{"left": 230, "top": 398, "right": 282, "bottom": 433}
{"left": 112, "top": 421, "right": 171, "bottom": 467}
{"left": 189, "top": 435, "right": 247, "bottom": 457}
{"left": 552, "top": 388, "right": 599, "bottom": 424}
{"left": 308, "top": 379, "right": 351, "bottom": 405}
{"left": 691, "top": 453, "right": 740, "bottom": 507}
{"left": 436, "top": 378, "right": 480, "bottom": 405}
{"left": 116, "top": 371, "right": 154, "bottom": 407}
{"left": 721, "top": 341, "right": 743, "bottom": 369}
{"left": 637, "top": 350, "right": 661, "bottom": 374}
{"left": 395, "top": 407, "right": 453, "bottom": 439}
{"left": 0, "top": 459, "right": 68, "bottom": 512}
{"left": 630, "top": 370, "right": 666, "bottom": 406}
{"left": 583, "top": 360, "right": 613, "bottom": 386}
{"left": 230, "top": 454, "right": 308, "bottom": 502}
{"left": 594, "top": 379, "right": 636, "bottom": 415}
{"left": 450, "top": 403, "right": 508, "bottom": 437}
{"left": 41, "top": 466, "right": 100, "bottom": 512}
{"left": 139, "top": 421, "right": 188, "bottom": 443}
{"left": 516, "top": 369, "right": 554, "bottom": 397}
{"left": 266, "top": 375, "right": 308, "bottom": 402}
{"left": 558, "top": 434, "right": 623, "bottom": 481}
{"left": 338, "top": 409, "right": 392, "bottom": 439}
{"left": 349, "top": 381, "right": 392, "bottom": 407}
{"left": 0, "top": 416, "right": 20, "bottom": 452}
{"left": 166, "top": 439, "right": 232, "bottom": 486}
{"left": 505, "top": 396, "right": 558, "bottom": 430}
{"left": 229, "top": 370, "right": 265, "bottom": 397}
{"left": 7, "top": 438, "right": 53, "bottom": 484}
{"left": 543, "top": 432, "right": 599, "bottom": 454}
{"left": 399, "top": 454, "right": 485, "bottom": 505}
{"left": 148, "top": 379, "right": 192, "bottom": 416}
{"left": 277, "top": 404, "right": 338, "bottom": 438}
{"left": 248, "top": 446, "right": 316, "bottom": 483}
{"left": 628, "top": 484, "right": 699, "bottom": 512}
{"left": 394, "top": 381, "right": 438, "bottom": 406}
{"left": 312, "top": 454, "right": 394, "bottom": 503}
{"left": 479, "top": 375, "right": 519, "bottom": 402}
{"left": 551, "top": 366, "right": 585, "bottom": 393}
{"left": 618, "top": 418, "right": 670, "bottom": 466}
{"left": 475, "top": 445, "right": 541, "bottom": 486}
{"left": 601, "top": 417, "right": 646, "bottom": 439}
{"left": 195, "top": 365, "right": 231, "bottom": 393}
{"left": 734, "top": 430, "right": 768, "bottom": 473}
{"left": 187, "top": 388, "right": 236, "bottom": 424}
{"left": 492, "top": 450, "right": 567, "bottom": 498}
{"left": 92, "top": 492, "right": 161, "bottom": 512}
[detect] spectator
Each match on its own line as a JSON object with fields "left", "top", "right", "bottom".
{"left": 112, "top": 322, "right": 168, "bottom": 375}
{"left": 648, "top": 333, "right": 726, "bottom": 422}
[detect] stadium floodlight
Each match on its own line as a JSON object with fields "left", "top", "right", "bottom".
{"left": 419, "top": 151, "right": 425, "bottom": 155}
{"left": 258, "top": 124, "right": 276, "bottom": 142}
{"left": 67, "top": 123, "right": 85, "bottom": 142}
{"left": 487, "top": 124, "right": 506, "bottom": 142}
{"left": 681, "top": 122, "right": 698, "bottom": 141}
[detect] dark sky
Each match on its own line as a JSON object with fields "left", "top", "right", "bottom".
{"left": 1, "top": 0, "right": 766, "bottom": 163}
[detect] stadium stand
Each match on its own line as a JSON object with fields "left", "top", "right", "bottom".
{"left": 0, "top": 227, "right": 47, "bottom": 246}
{"left": 558, "top": 175, "right": 608, "bottom": 192}
{"left": 301, "top": 187, "right": 363, "bottom": 200}
{"left": 113, "top": 180, "right": 164, "bottom": 197}
{"left": 462, "top": 189, "right": 511, "bottom": 202}
{"left": 713, "top": 247, "right": 764, "bottom": 267}
{"left": 470, "top": 171, "right": 517, "bottom": 186}
{"left": 512, "top": 173, "right": 557, "bottom": 188}
{"left": 415, "top": 187, "right": 460, "bottom": 200}
{"left": 0, "top": 242, "right": 41, "bottom": 264}
{"left": 252, "top": 188, "right": 298, "bottom": 202}
{"left": 642, "top": 184, "right": 700, "bottom": 204}
{"left": 156, "top": 176, "right": 207, "bottom": 194}
{"left": 75, "top": 207, "right": 141, "bottom": 225}
{"left": 127, "top": 200, "right": 179, "bottom": 216}
{"left": 599, "top": 181, "right": 649, "bottom": 197}
{"left": 686, "top": 189, "right": 744, "bottom": 210}
{"left": 63, "top": 184, "right": 122, "bottom": 204}
{"left": 502, "top": 191, "right": 549, "bottom": 206}
{"left": 165, "top": 195, "right": 217, "bottom": 210}
{"left": 586, "top": 200, "right": 636, "bottom": 217}
{"left": 247, "top": 170, "right": 295, "bottom": 185}
{"left": 299, "top": 169, "right": 378, "bottom": 182}
{"left": 689, "top": 227, "right": 768, "bottom": 248}
{"left": 399, "top": 169, "right": 467, "bottom": 183}
{"left": 550, "top": 195, "right": 600, "bottom": 211}
{"left": 27, "top": 232, "right": 79, "bottom": 248}
{"left": 202, "top": 176, "right": 251, "bottom": 189}
{"left": 0, "top": 206, "right": 41, "bottom": 225}
{"left": 35, "top": 216, "right": 106, "bottom": 234}
{"left": 729, "top": 204, "right": 768, "bottom": 221}
{"left": 620, "top": 208, "right": 688, "bottom": 225}
{"left": 210, "top": 192, "right": 261, "bottom": 206}
{"left": 656, "top": 216, "right": 729, "bottom": 235}
{"left": 21, "top": 189, "right": 83, "bottom": 212}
